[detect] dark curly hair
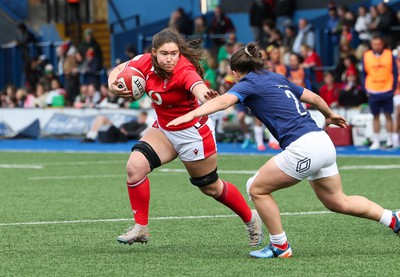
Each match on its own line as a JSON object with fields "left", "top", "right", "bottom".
{"left": 151, "top": 28, "right": 205, "bottom": 80}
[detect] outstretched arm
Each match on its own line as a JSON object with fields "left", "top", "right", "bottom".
{"left": 300, "top": 88, "right": 347, "bottom": 128}
{"left": 167, "top": 93, "right": 239, "bottom": 127}
{"left": 191, "top": 83, "right": 220, "bottom": 103}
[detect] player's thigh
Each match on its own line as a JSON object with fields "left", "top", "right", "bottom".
{"left": 183, "top": 153, "right": 218, "bottom": 178}
{"left": 250, "top": 156, "right": 300, "bottom": 195}
{"left": 309, "top": 174, "right": 344, "bottom": 205}
{"left": 138, "top": 127, "right": 178, "bottom": 164}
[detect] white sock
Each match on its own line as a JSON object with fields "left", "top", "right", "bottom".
{"left": 86, "top": 130, "right": 98, "bottom": 140}
{"left": 244, "top": 132, "right": 251, "bottom": 140}
{"left": 392, "top": 133, "right": 399, "bottom": 147}
{"left": 373, "top": 133, "right": 380, "bottom": 144}
{"left": 379, "top": 209, "right": 393, "bottom": 227}
{"left": 269, "top": 232, "right": 287, "bottom": 246}
{"left": 386, "top": 135, "right": 393, "bottom": 146}
{"left": 254, "top": 125, "right": 264, "bottom": 146}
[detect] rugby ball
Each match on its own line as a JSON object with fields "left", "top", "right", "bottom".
{"left": 116, "top": 66, "right": 146, "bottom": 100}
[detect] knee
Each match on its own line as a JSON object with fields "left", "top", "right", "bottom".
{"left": 126, "top": 159, "right": 148, "bottom": 183}
{"left": 199, "top": 180, "right": 221, "bottom": 198}
{"left": 248, "top": 182, "right": 265, "bottom": 200}
{"left": 191, "top": 168, "right": 221, "bottom": 198}
{"left": 246, "top": 172, "right": 266, "bottom": 200}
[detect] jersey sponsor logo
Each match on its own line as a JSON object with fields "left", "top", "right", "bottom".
{"left": 296, "top": 157, "right": 311, "bottom": 173}
{"left": 148, "top": 90, "right": 162, "bottom": 105}
{"left": 276, "top": 84, "right": 289, "bottom": 89}
{"left": 132, "top": 210, "right": 137, "bottom": 214}
{"left": 193, "top": 149, "right": 199, "bottom": 155}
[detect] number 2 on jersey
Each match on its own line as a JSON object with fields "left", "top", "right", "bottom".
{"left": 285, "top": 90, "right": 307, "bottom": 116}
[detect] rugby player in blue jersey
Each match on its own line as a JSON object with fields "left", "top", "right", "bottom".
{"left": 167, "top": 42, "right": 400, "bottom": 258}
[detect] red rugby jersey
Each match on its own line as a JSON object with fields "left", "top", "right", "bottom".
{"left": 127, "top": 54, "right": 204, "bottom": 131}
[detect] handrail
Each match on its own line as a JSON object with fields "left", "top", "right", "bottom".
{"left": 109, "top": 14, "right": 140, "bottom": 33}
{"left": 0, "top": 1, "right": 22, "bottom": 23}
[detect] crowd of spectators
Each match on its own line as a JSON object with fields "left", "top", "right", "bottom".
{"left": 0, "top": 26, "right": 151, "bottom": 111}
{"left": 1, "top": 1, "right": 400, "bottom": 147}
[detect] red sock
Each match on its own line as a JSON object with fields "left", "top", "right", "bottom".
{"left": 272, "top": 241, "right": 289, "bottom": 250}
{"left": 126, "top": 177, "right": 150, "bottom": 225}
{"left": 389, "top": 215, "right": 396, "bottom": 230}
{"left": 216, "top": 180, "right": 252, "bottom": 223}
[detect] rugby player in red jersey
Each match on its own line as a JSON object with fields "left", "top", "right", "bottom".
{"left": 108, "top": 28, "right": 263, "bottom": 246}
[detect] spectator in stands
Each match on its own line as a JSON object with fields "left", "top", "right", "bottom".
{"left": 340, "top": 24, "right": 353, "bottom": 46}
{"left": 337, "top": 41, "right": 356, "bottom": 66}
{"left": 344, "top": 10, "right": 357, "bottom": 29}
{"left": 266, "top": 45, "right": 287, "bottom": 76}
{"left": 274, "top": 0, "right": 295, "bottom": 34}
{"left": 209, "top": 5, "right": 235, "bottom": 58}
{"left": 15, "top": 88, "right": 35, "bottom": 108}
{"left": 282, "top": 24, "right": 296, "bottom": 64}
{"left": 217, "top": 60, "right": 235, "bottom": 95}
{"left": 336, "top": 5, "right": 349, "bottom": 33}
{"left": 15, "top": 22, "right": 37, "bottom": 70}
{"left": 0, "top": 84, "right": 17, "bottom": 108}
{"left": 287, "top": 52, "right": 311, "bottom": 90}
{"left": 73, "top": 84, "right": 88, "bottom": 108}
{"left": 259, "top": 19, "right": 276, "bottom": 49}
{"left": 96, "top": 83, "right": 127, "bottom": 109}
{"left": 338, "top": 69, "right": 367, "bottom": 108}
{"left": 318, "top": 71, "right": 340, "bottom": 108}
{"left": 204, "top": 55, "right": 218, "bottom": 90}
{"left": 84, "top": 83, "right": 101, "bottom": 108}
{"left": 80, "top": 48, "right": 101, "bottom": 88}
{"left": 39, "top": 64, "right": 59, "bottom": 92}
{"left": 367, "top": 5, "right": 380, "bottom": 33}
{"left": 124, "top": 44, "right": 138, "bottom": 60}
{"left": 217, "top": 41, "right": 235, "bottom": 64}
{"left": 376, "top": 2, "right": 399, "bottom": 47}
{"left": 78, "top": 28, "right": 103, "bottom": 71}
{"left": 168, "top": 7, "right": 194, "bottom": 36}
{"left": 82, "top": 111, "right": 148, "bottom": 143}
{"left": 354, "top": 5, "right": 372, "bottom": 44}
{"left": 57, "top": 41, "right": 80, "bottom": 106}
{"left": 46, "top": 78, "right": 67, "bottom": 107}
{"left": 265, "top": 29, "right": 283, "bottom": 49}
{"left": 193, "top": 15, "right": 209, "bottom": 38}
{"left": 33, "top": 82, "right": 49, "bottom": 108}
{"left": 249, "top": 0, "right": 275, "bottom": 43}
{"left": 25, "top": 55, "right": 45, "bottom": 93}
{"left": 300, "top": 44, "right": 323, "bottom": 84}
{"left": 325, "top": 6, "right": 340, "bottom": 46}
{"left": 339, "top": 55, "right": 359, "bottom": 83}
{"left": 292, "top": 18, "right": 315, "bottom": 55}
{"left": 361, "top": 34, "right": 398, "bottom": 149}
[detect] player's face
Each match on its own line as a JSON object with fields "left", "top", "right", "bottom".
{"left": 153, "top": 42, "right": 180, "bottom": 73}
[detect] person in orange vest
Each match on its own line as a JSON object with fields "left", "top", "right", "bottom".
{"left": 361, "top": 34, "right": 398, "bottom": 150}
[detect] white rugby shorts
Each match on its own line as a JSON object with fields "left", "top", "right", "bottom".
{"left": 159, "top": 116, "right": 217, "bottom": 162}
{"left": 275, "top": 131, "right": 339, "bottom": 180}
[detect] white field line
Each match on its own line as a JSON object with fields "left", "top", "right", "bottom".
{"left": 26, "top": 164, "right": 400, "bottom": 180}
{"left": 0, "top": 211, "right": 332, "bottom": 227}
{"left": 0, "top": 164, "right": 44, "bottom": 169}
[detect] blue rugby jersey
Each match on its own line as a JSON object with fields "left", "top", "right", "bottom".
{"left": 228, "top": 69, "right": 321, "bottom": 149}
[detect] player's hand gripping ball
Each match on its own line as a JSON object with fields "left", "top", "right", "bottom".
{"left": 116, "top": 67, "right": 146, "bottom": 100}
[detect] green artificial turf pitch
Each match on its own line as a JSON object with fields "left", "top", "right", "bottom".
{"left": 0, "top": 152, "right": 399, "bottom": 276}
